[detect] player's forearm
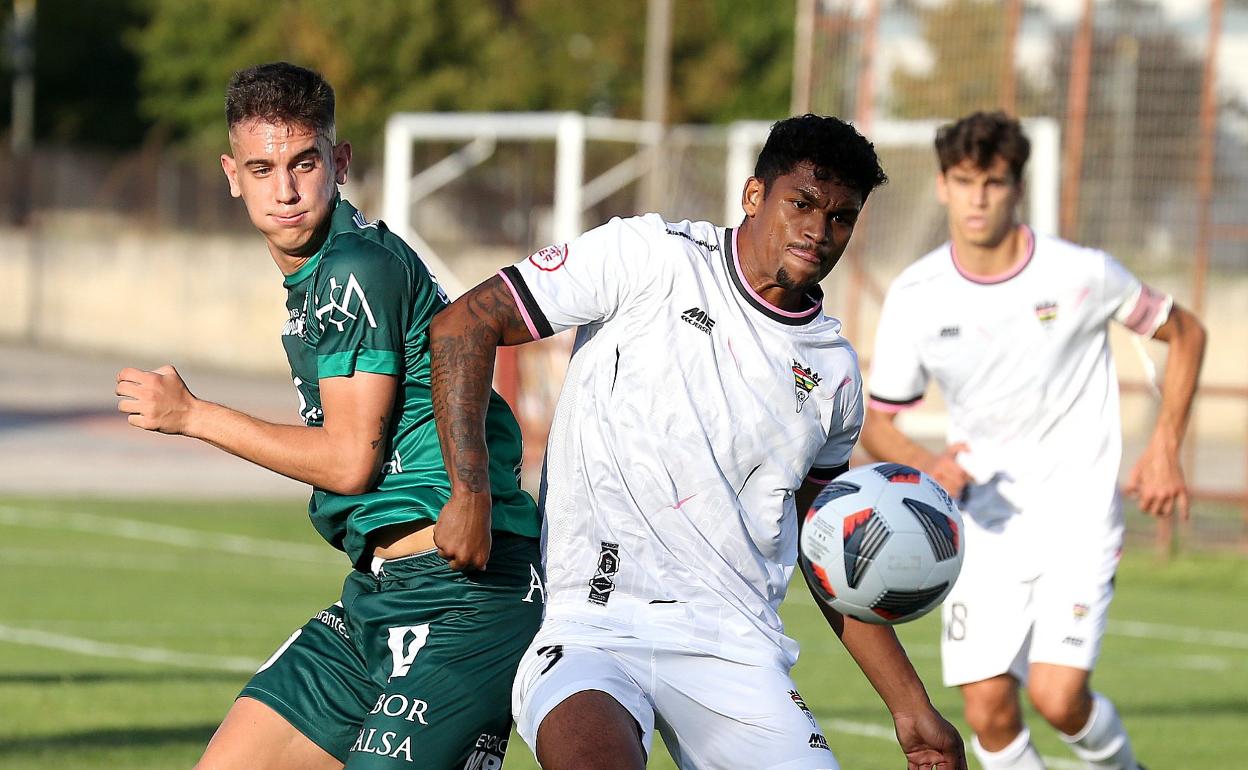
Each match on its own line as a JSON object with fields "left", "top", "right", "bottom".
{"left": 429, "top": 305, "right": 501, "bottom": 497}
{"left": 184, "top": 400, "right": 381, "bottom": 494}
{"left": 861, "top": 410, "right": 936, "bottom": 469}
{"left": 834, "top": 614, "right": 935, "bottom": 716}
{"left": 1153, "top": 306, "right": 1206, "bottom": 445}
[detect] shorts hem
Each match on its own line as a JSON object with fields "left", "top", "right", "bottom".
{"left": 518, "top": 684, "right": 643, "bottom": 754}
{"left": 238, "top": 685, "right": 348, "bottom": 763}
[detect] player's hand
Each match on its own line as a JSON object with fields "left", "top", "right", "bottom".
{"left": 1124, "top": 433, "right": 1190, "bottom": 520}
{"left": 921, "top": 443, "right": 973, "bottom": 499}
{"left": 434, "top": 492, "right": 492, "bottom": 571}
{"left": 116, "top": 365, "right": 196, "bottom": 435}
{"left": 893, "top": 705, "right": 968, "bottom": 770}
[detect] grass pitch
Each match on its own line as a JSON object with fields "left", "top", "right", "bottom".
{"left": 0, "top": 497, "right": 1244, "bottom": 769}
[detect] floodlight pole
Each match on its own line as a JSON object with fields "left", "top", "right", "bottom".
{"left": 10, "top": 0, "right": 36, "bottom": 225}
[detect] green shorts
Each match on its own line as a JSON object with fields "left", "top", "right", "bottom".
{"left": 240, "top": 532, "right": 544, "bottom": 769}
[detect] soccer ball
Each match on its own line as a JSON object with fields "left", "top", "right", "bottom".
{"left": 800, "top": 463, "right": 964, "bottom": 625}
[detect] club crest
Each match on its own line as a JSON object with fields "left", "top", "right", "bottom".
{"left": 792, "top": 360, "right": 822, "bottom": 413}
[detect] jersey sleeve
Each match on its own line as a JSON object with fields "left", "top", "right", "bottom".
{"left": 498, "top": 215, "right": 666, "bottom": 339}
{"left": 806, "top": 369, "right": 864, "bottom": 486}
{"left": 312, "top": 238, "right": 411, "bottom": 379}
{"left": 1101, "top": 252, "right": 1173, "bottom": 337}
{"left": 866, "top": 282, "right": 929, "bottom": 412}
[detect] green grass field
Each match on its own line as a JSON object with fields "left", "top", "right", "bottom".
{"left": 0, "top": 496, "right": 1244, "bottom": 769}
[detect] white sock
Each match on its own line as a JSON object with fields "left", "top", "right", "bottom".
{"left": 1060, "top": 692, "right": 1139, "bottom": 770}
{"left": 972, "top": 727, "right": 1047, "bottom": 770}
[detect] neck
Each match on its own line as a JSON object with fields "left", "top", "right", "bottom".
{"left": 736, "top": 222, "right": 812, "bottom": 312}
{"left": 951, "top": 223, "right": 1028, "bottom": 280}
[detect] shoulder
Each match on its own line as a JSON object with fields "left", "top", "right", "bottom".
{"left": 1030, "top": 231, "right": 1121, "bottom": 285}
{"left": 320, "top": 204, "right": 420, "bottom": 284}
{"left": 889, "top": 244, "right": 953, "bottom": 295}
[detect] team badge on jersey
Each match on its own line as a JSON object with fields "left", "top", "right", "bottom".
{"left": 1035, "top": 300, "right": 1058, "bottom": 325}
{"left": 528, "top": 243, "right": 568, "bottom": 271}
{"left": 316, "top": 273, "right": 377, "bottom": 333}
{"left": 791, "top": 360, "right": 822, "bottom": 413}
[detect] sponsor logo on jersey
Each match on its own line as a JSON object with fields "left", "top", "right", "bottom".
{"left": 313, "top": 608, "right": 350, "bottom": 640}
{"left": 316, "top": 273, "right": 377, "bottom": 333}
{"left": 1035, "top": 300, "right": 1058, "bottom": 324}
{"left": 587, "top": 541, "right": 621, "bottom": 605}
{"left": 665, "top": 228, "right": 721, "bottom": 252}
{"left": 386, "top": 624, "right": 431, "bottom": 680}
{"left": 1062, "top": 636, "right": 1085, "bottom": 647}
{"left": 792, "top": 360, "right": 822, "bottom": 413}
{"left": 680, "top": 306, "right": 716, "bottom": 334}
{"left": 789, "top": 690, "right": 820, "bottom": 731}
{"left": 292, "top": 377, "right": 323, "bottom": 425}
{"left": 282, "top": 307, "right": 307, "bottom": 338}
{"left": 523, "top": 563, "right": 546, "bottom": 604}
{"left": 352, "top": 210, "right": 380, "bottom": 230}
{"left": 528, "top": 243, "right": 568, "bottom": 271}
{"left": 808, "top": 733, "right": 830, "bottom": 751}
{"left": 382, "top": 450, "right": 403, "bottom": 475}
{"left": 939, "top": 325, "right": 960, "bottom": 338}
{"left": 369, "top": 693, "right": 430, "bottom": 724}
{"left": 350, "top": 727, "right": 415, "bottom": 762}
{"left": 463, "top": 733, "right": 507, "bottom": 770}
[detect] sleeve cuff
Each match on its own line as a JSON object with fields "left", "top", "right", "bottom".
{"left": 318, "top": 348, "right": 401, "bottom": 378}
{"left": 499, "top": 266, "right": 553, "bottom": 340}
{"left": 805, "top": 462, "right": 850, "bottom": 486}
{"left": 868, "top": 393, "right": 924, "bottom": 413}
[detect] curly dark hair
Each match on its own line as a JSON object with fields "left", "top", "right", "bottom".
{"left": 753, "top": 114, "right": 888, "bottom": 199}
{"left": 225, "top": 62, "right": 335, "bottom": 138}
{"left": 935, "top": 111, "right": 1030, "bottom": 180}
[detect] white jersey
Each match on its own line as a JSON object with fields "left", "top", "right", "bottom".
{"left": 500, "top": 214, "right": 863, "bottom": 667}
{"left": 868, "top": 227, "right": 1171, "bottom": 569}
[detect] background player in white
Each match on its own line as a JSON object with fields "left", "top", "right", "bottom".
{"left": 861, "top": 111, "right": 1206, "bottom": 770}
{"left": 429, "top": 115, "right": 966, "bottom": 770}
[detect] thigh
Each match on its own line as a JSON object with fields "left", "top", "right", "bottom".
{"left": 653, "top": 652, "right": 840, "bottom": 770}
{"left": 1028, "top": 561, "right": 1116, "bottom": 673}
{"left": 941, "top": 563, "right": 1034, "bottom": 687}
{"left": 196, "top": 697, "right": 344, "bottom": 770}
{"left": 239, "top": 599, "right": 375, "bottom": 764}
{"left": 346, "top": 542, "right": 544, "bottom": 769}
{"left": 512, "top": 622, "right": 656, "bottom": 760}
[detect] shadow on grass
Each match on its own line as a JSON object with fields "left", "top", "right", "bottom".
{"left": 0, "top": 669, "right": 244, "bottom": 686}
{"left": 0, "top": 723, "right": 216, "bottom": 754}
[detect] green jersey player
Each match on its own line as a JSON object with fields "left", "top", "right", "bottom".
{"left": 116, "top": 62, "right": 542, "bottom": 770}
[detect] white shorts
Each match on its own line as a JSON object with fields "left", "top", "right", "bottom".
{"left": 940, "top": 527, "right": 1120, "bottom": 687}
{"left": 512, "top": 619, "right": 840, "bottom": 770}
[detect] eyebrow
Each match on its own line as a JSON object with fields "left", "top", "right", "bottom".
{"left": 243, "top": 147, "right": 320, "bottom": 169}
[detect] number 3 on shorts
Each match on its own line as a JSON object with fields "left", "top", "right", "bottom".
{"left": 536, "top": 645, "right": 563, "bottom": 675}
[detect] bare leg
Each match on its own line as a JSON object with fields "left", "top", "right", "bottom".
{"left": 961, "top": 674, "right": 1025, "bottom": 751}
{"left": 194, "top": 697, "right": 343, "bottom": 770}
{"left": 535, "top": 690, "right": 645, "bottom": 770}
{"left": 1027, "top": 663, "right": 1092, "bottom": 734}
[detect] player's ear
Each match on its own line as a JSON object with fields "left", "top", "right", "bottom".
{"left": 332, "top": 141, "right": 352, "bottom": 185}
{"left": 221, "top": 153, "right": 242, "bottom": 198}
{"left": 742, "top": 176, "right": 765, "bottom": 217}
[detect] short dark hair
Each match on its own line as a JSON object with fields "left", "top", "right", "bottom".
{"left": 935, "top": 111, "right": 1030, "bottom": 181}
{"left": 225, "top": 62, "right": 335, "bottom": 139}
{"left": 753, "top": 114, "right": 888, "bottom": 199}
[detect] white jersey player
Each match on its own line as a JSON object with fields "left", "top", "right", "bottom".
{"left": 430, "top": 115, "right": 967, "bottom": 770}
{"left": 862, "top": 112, "right": 1206, "bottom": 770}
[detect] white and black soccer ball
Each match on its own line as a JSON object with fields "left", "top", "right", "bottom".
{"left": 800, "top": 463, "right": 964, "bottom": 625}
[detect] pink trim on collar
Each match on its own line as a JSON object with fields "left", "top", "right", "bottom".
{"left": 950, "top": 225, "right": 1035, "bottom": 285}
{"left": 731, "top": 227, "right": 820, "bottom": 319}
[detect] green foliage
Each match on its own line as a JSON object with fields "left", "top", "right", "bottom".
{"left": 130, "top": 0, "right": 794, "bottom": 156}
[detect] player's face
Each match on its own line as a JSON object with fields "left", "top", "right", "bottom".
{"left": 741, "top": 162, "right": 863, "bottom": 292}
{"left": 937, "top": 155, "right": 1023, "bottom": 248}
{"left": 221, "top": 118, "right": 351, "bottom": 262}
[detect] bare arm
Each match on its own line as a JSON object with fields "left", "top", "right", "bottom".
{"left": 861, "top": 407, "right": 972, "bottom": 498}
{"left": 1125, "top": 303, "right": 1207, "bottom": 519}
{"left": 116, "top": 366, "right": 395, "bottom": 495}
{"left": 796, "top": 475, "right": 967, "bottom": 769}
{"left": 428, "top": 275, "right": 537, "bottom": 569}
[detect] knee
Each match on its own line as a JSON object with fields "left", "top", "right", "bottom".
{"left": 1029, "top": 686, "right": 1091, "bottom": 734}
{"left": 964, "top": 695, "right": 1022, "bottom": 740}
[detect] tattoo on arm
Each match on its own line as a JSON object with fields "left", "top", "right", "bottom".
{"left": 370, "top": 414, "right": 387, "bottom": 451}
{"left": 430, "top": 276, "right": 533, "bottom": 494}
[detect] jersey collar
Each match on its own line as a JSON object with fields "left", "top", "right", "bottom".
{"left": 724, "top": 227, "right": 823, "bottom": 326}
{"left": 949, "top": 225, "right": 1035, "bottom": 285}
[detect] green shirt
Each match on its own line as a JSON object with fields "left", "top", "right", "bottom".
{"left": 280, "top": 198, "right": 539, "bottom": 566}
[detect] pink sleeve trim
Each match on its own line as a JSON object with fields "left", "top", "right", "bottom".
{"left": 869, "top": 397, "right": 923, "bottom": 414}
{"left": 497, "top": 269, "right": 540, "bottom": 342}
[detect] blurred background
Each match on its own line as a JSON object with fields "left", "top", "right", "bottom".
{"left": 2, "top": 0, "right": 1242, "bottom": 548}
{"left": 0, "top": 1, "right": 1245, "bottom": 768}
